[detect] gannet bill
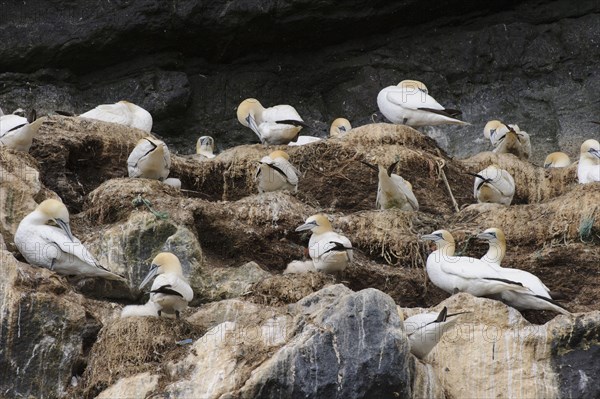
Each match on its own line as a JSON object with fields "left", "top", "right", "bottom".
{"left": 80, "top": 100, "right": 153, "bottom": 132}
{"left": 420, "top": 230, "right": 530, "bottom": 297}
{"left": 138, "top": 252, "right": 194, "bottom": 318}
{"left": 127, "top": 137, "right": 172, "bottom": 181}
{"left": 288, "top": 135, "right": 322, "bottom": 146}
{"left": 361, "top": 161, "right": 418, "bottom": 211}
{"left": 237, "top": 98, "right": 308, "bottom": 145}
{"left": 577, "top": 139, "right": 600, "bottom": 183}
{"left": 14, "top": 199, "right": 126, "bottom": 281}
{"left": 492, "top": 123, "right": 531, "bottom": 160}
{"left": 377, "top": 80, "right": 468, "bottom": 127}
{"left": 295, "top": 214, "right": 353, "bottom": 273}
{"left": 0, "top": 109, "right": 45, "bottom": 152}
{"left": 468, "top": 164, "right": 515, "bottom": 206}
{"left": 544, "top": 152, "right": 571, "bottom": 168}
{"left": 329, "top": 118, "right": 352, "bottom": 138}
{"left": 404, "top": 307, "right": 469, "bottom": 358}
{"left": 477, "top": 228, "right": 571, "bottom": 315}
{"left": 196, "top": 136, "right": 216, "bottom": 159}
{"left": 255, "top": 150, "right": 299, "bottom": 193}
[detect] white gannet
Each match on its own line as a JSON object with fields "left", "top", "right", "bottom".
{"left": 483, "top": 120, "right": 506, "bottom": 147}
{"left": 196, "top": 136, "right": 216, "bottom": 159}
{"left": 477, "top": 228, "right": 571, "bottom": 315}
{"left": 377, "top": 80, "right": 468, "bottom": 127}
{"left": 80, "top": 100, "right": 153, "bottom": 132}
{"left": 492, "top": 123, "right": 531, "bottom": 160}
{"left": 544, "top": 152, "right": 571, "bottom": 168}
{"left": 237, "top": 98, "right": 307, "bottom": 145}
{"left": 420, "top": 230, "right": 530, "bottom": 297}
{"left": 361, "top": 161, "right": 419, "bottom": 211}
{"left": 288, "top": 135, "right": 322, "bottom": 146}
{"left": 138, "top": 252, "right": 194, "bottom": 318}
{"left": 295, "top": 214, "right": 353, "bottom": 273}
{"left": 577, "top": 139, "right": 600, "bottom": 183}
{"left": 127, "top": 136, "right": 172, "bottom": 181}
{"left": 469, "top": 164, "right": 515, "bottom": 206}
{"left": 14, "top": 199, "right": 126, "bottom": 281}
{"left": 0, "top": 109, "right": 45, "bottom": 152}
{"left": 404, "top": 306, "right": 469, "bottom": 358}
{"left": 255, "top": 150, "right": 299, "bottom": 193}
{"left": 329, "top": 118, "right": 352, "bottom": 138}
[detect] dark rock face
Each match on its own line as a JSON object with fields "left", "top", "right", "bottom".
{"left": 0, "top": 1, "right": 598, "bottom": 162}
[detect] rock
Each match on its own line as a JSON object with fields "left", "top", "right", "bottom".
{"left": 193, "top": 261, "right": 271, "bottom": 303}
{"left": 95, "top": 372, "right": 160, "bottom": 399}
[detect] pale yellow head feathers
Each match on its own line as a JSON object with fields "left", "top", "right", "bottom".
{"left": 580, "top": 139, "right": 600, "bottom": 158}
{"left": 329, "top": 118, "right": 352, "bottom": 137}
{"left": 421, "top": 229, "right": 455, "bottom": 248}
{"left": 544, "top": 152, "right": 571, "bottom": 168}
{"left": 37, "top": 199, "right": 69, "bottom": 222}
{"left": 151, "top": 252, "right": 183, "bottom": 275}
{"left": 478, "top": 227, "right": 506, "bottom": 244}
{"left": 483, "top": 120, "right": 504, "bottom": 140}
{"left": 296, "top": 214, "right": 333, "bottom": 234}
{"left": 398, "top": 80, "right": 428, "bottom": 93}
{"left": 237, "top": 98, "right": 264, "bottom": 126}
{"left": 269, "top": 150, "right": 289, "bottom": 160}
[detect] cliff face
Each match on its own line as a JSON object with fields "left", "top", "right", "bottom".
{"left": 1, "top": 0, "right": 598, "bottom": 162}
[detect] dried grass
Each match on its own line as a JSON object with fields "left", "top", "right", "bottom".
{"left": 247, "top": 272, "right": 336, "bottom": 306}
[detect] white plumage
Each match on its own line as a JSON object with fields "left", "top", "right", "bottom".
{"left": 255, "top": 150, "right": 299, "bottom": 193}
{"left": 80, "top": 100, "right": 153, "bottom": 132}
{"left": 577, "top": 139, "right": 600, "bottom": 183}
{"left": 471, "top": 164, "right": 515, "bottom": 205}
{"left": 237, "top": 98, "right": 306, "bottom": 145}
{"left": 404, "top": 307, "right": 466, "bottom": 358}
{"left": 288, "top": 135, "right": 322, "bottom": 146}
{"left": 0, "top": 110, "right": 45, "bottom": 152}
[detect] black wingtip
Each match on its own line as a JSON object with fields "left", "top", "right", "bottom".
{"left": 484, "top": 277, "right": 524, "bottom": 287}
{"left": 359, "top": 160, "right": 378, "bottom": 172}
{"left": 55, "top": 110, "right": 75, "bottom": 117}
{"left": 150, "top": 284, "right": 184, "bottom": 298}
{"left": 276, "top": 119, "right": 310, "bottom": 129}
{"left": 434, "top": 306, "right": 448, "bottom": 323}
{"left": 534, "top": 295, "right": 571, "bottom": 312}
{"left": 27, "top": 109, "right": 37, "bottom": 123}
{"left": 387, "top": 161, "right": 399, "bottom": 177}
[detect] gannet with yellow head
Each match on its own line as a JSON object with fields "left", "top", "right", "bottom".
{"left": 14, "top": 199, "right": 126, "bottom": 281}
{"left": 420, "top": 230, "right": 530, "bottom": 297}
{"left": 361, "top": 161, "right": 418, "bottom": 211}
{"left": 544, "top": 152, "right": 571, "bottom": 168}
{"left": 493, "top": 123, "right": 531, "bottom": 160}
{"left": 329, "top": 118, "right": 352, "bottom": 138}
{"left": 138, "top": 252, "right": 194, "bottom": 318}
{"left": 295, "top": 214, "right": 353, "bottom": 273}
{"left": 577, "top": 139, "right": 600, "bottom": 183}
{"left": 255, "top": 150, "right": 299, "bottom": 193}
{"left": 469, "top": 164, "right": 515, "bottom": 206}
{"left": 377, "top": 80, "right": 468, "bottom": 127}
{"left": 0, "top": 109, "right": 45, "bottom": 152}
{"left": 127, "top": 136, "right": 172, "bottom": 180}
{"left": 196, "top": 136, "right": 216, "bottom": 159}
{"left": 237, "top": 98, "right": 307, "bottom": 145}
{"left": 80, "top": 100, "right": 153, "bottom": 132}
{"left": 477, "top": 228, "right": 571, "bottom": 315}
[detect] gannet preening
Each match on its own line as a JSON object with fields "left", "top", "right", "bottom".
{"left": 295, "top": 214, "right": 353, "bottom": 273}
{"left": 544, "top": 152, "right": 571, "bottom": 168}
{"left": 483, "top": 120, "right": 506, "bottom": 147}
{"left": 329, "top": 118, "right": 352, "bottom": 138}
{"left": 477, "top": 228, "right": 571, "bottom": 315}
{"left": 492, "top": 123, "right": 531, "bottom": 160}
{"left": 14, "top": 199, "right": 126, "bottom": 281}
{"left": 80, "top": 100, "right": 153, "bottom": 132}
{"left": 196, "top": 136, "right": 216, "bottom": 159}
{"left": 420, "top": 230, "right": 530, "bottom": 297}
{"left": 468, "top": 164, "right": 515, "bottom": 206}
{"left": 577, "top": 139, "right": 600, "bottom": 183}
{"left": 128, "top": 137, "right": 171, "bottom": 180}
{"left": 283, "top": 260, "right": 316, "bottom": 274}
{"left": 377, "top": 80, "right": 468, "bottom": 127}
{"left": 404, "top": 307, "right": 469, "bottom": 358}
{"left": 255, "top": 150, "right": 299, "bottom": 193}
{"left": 361, "top": 161, "right": 418, "bottom": 211}
{"left": 237, "top": 98, "right": 308, "bottom": 145}
{"left": 0, "top": 109, "right": 45, "bottom": 152}
{"left": 138, "top": 252, "right": 194, "bottom": 318}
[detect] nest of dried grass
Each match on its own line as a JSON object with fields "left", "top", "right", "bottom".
{"left": 247, "top": 272, "right": 336, "bottom": 306}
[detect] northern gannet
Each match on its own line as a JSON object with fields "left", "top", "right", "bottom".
{"left": 483, "top": 120, "right": 506, "bottom": 147}
{"left": 127, "top": 137, "right": 172, "bottom": 181}
{"left": 377, "top": 80, "right": 468, "bottom": 127}
{"left": 80, "top": 100, "right": 153, "bottom": 132}
{"left": 361, "top": 161, "right": 419, "bottom": 211}
{"left": 237, "top": 98, "right": 307, "bottom": 145}
{"left": 404, "top": 306, "right": 468, "bottom": 358}
{"left": 577, "top": 139, "right": 600, "bottom": 183}
{"left": 469, "top": 164, "right": 515, "bottom": 206}
{"left": 255, "top": 150, "right": 299, "bottom": 193}
{"left": 493, "top": 123, "right": 531, "bottom": 160}
{"left": 477, "top": 228, "right": 571, "bottom": 315}
{"left": 138, "top": 252, "right": 194, "bottom": 318}
{"left": 544, "top": 152, "right": 571, "bottom": 168}
{"left": 14, "top": 199, "right": 126, "bottom": 281}
{"left": 420, "top": 230, "right": 530, "bottom": 297}
{"left": 196, "top": 136, "right": 216, "bottom": 159}
{"left": 295, "top": 214, "right": 353, "bottom": 273}
{"left": 329, "top": 118, "right": 352, "bottom": 138}
{"left": 0, "top": 109, "right": 45, "bottom": 152}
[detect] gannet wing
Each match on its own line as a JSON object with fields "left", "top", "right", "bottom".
{"left": 151, "top": 274, "right": 194, "bottom": 302}
{"left": 386, "top": 89, "right": 445, "bottom": 111}
{"left": 263, "top": 104, "right": 303, "bottom": 123}
{"left": 391, "top": 174, "right": 419, "bottom": 210}
{"left": 80, "top": 103, "right": 130, "bottom": 125}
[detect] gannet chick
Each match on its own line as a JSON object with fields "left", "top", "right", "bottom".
{"left": 138, "top": 252, "right": 194, "bottom": 318}
{"left": 492, "top": 123, "right": 531, "bottom": 160}
{"left": 196, "top": 136, "right": 216, "bottom": 159}
{"left": 420, "top": 230, "right": 530, "bottom": 297}
{"left": 127, "top": 137, "right": 172, "bottom": 181}
{"left": 469, "top": 164, "right": 515, "bottom": 205}
{"left": 237, "top": 98, "right": 307, "bottom": 145}
{"left": 577, "top": 139, "right": 600, "bottom": 183}
{"left": 255, "top": 150, "right": 299, "bottom": 193}
{"left": 283, "top": 260, "right": 316, "bottom": 274}
{"left": 121, "top": 301, "right": 161, "bottom": 318}
{"left": 295, "top": 214, "right": 353, "bottom": 273}
{"left": 361, "top": 161, "right": 418, "bottom": 211}
{"left": 544, "top": 152, "right": 571, "bottom": 168}
{"left": 80, "top": 100, "right": 152, "bottom": 132}
{"left": 329, "top": 118, "right": 352, "bottom": 138}
{"left": 404, "top": 307, "right": 468, "bottom": 358}
{"left": 377, "top": 80, "right": 468, "bottom": 127}
{"left": 0, "top": 109, "right": 45, "bottom": 152}
{"left": 477, "top": 228, "right": 571, "bottom": 315}
{"left": 14, "top": 199, "right": 126, "bottom": 281}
